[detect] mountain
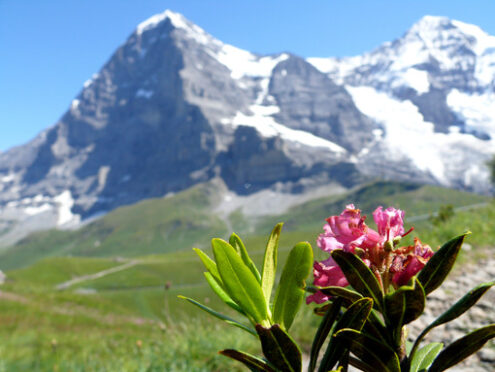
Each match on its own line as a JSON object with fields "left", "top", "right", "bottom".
{"left": 0, "top": 11, "right": 494, "bottom": 242}
{"left": 308, "top": 15, "right": 495, "bottom": 191}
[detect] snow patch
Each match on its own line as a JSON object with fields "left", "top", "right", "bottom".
{"left": 83, "top": 73, "right": 99, "bottom": 88}
{"left": 215, "top": 48, "right": 289, "bottom": 79}
{"left": 54, "top": 190, "right": 80, "bottom": 226}
{"left": 447, "top": 89, "right": 495, "bottom": 136}
{"left": 452, "top": 20, "right": 495, "bottom": 56}
{"left": 136, "top": 10, "right": 211, "bottom": 45}
{"left": 394, "top": 68, "right": 430, "bottom": 94}
{"left": 1, "top": 174, "right": 14, "bottom": 183}
{"left": 476, "top": 48, "right": 495, "bottom": 86}
{"left": 24, "top": 204, "right": 52, "bottom": 216}
{"left": 71, "top": 99, "right": 80, "bottom": 111}
{"left": 34, "top": 194, "right": 46, "bottom": 202}
{"left": 229, "top": 111, "right": 345, "bottom": 153}
{"left": 137, "top": 10, "right": 180, "bottom": 35}
{"left": 346, "top": 86, "right": 495, "bottom": 184}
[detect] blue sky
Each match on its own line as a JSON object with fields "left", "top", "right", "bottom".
{"left": 1, "top": 0, "right": 495, "bottom": 152}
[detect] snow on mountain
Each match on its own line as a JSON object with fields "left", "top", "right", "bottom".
{"left": 1, "top": 11, "right": 494, "bottom": 245}
{"left": 308, "top": 16, "right": 495, "bottom": 92}
{"left": 137, "top": 10, "right": 288, "bottom": 80}
{"left": 309, "top": 15, "right": 495, "bottom": 193}
{"left": 347, "top": 86, "right": 495, "bottom": 185}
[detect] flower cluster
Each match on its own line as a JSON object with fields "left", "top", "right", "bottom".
{"left": 307, "top": 204, "right": 433, "bottom": 304}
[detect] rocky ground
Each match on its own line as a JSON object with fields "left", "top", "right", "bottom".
{"left": 407, "top": 251, "right": 495, "bottom": 371}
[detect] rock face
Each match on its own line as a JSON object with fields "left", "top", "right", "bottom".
{"left": 0, "top": 10, "right": 366, "bottom": 230}
{"left": 0, "top": 11, "right": 494, "bottom": 235}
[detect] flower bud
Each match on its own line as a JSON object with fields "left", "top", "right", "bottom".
{"left": 354, "top": 247, "right": 366, "bottom": 257}
{"left": 384, "top": 240, "right": 394, "bottom": 252}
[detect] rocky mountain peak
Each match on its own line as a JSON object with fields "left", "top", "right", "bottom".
{"left": 407, "top": 15, "right": 495, "bottom": 57}
{"left": 408, "top": 15, "right": 452, "bottom": 33}
{"left": 136, "top": 9, "right": 198, "bottom": 37}
{"left": 1, "top": 11, "right": 494, "bottom": 245}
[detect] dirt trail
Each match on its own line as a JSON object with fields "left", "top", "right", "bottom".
{"left": 55, "top": 259, "right": 141, "bottom": 290}
{"left": 0, "top": 290, "right": 29, "bottom": 303}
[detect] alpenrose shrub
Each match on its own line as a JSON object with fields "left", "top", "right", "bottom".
{"left": 180, "top": 205, "right": 495, "bottom": 372}
{"left": 307, "top": 205, "right": 433, "bottom": 304}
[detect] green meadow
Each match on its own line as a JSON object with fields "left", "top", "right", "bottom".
{"left": 0, "top": 181, "right": 492, "bottom": 370}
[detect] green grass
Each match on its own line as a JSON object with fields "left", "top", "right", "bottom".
{"left": 258, "top": 181, "right": 488, "bottom": 234}
{"left": 0, "top": 231, "right": 315, "bottom": 371}
{"left": 0, "top": 299, "right": 259, "bottom": 372}
{"left": 1, "top": 180, "right": 487, "bottom": 271}
{"left": 0, "top": 180, "right": 492, "bottom": 370}
{"left": 408, "top": 200, "right": 495, "bottom": 263}
{"left": 7, "top": 256, "right": 121, "bottom": 287}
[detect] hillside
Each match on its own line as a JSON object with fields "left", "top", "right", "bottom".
{"left": 1, "top": 190, "right": 495, "bottom": 370}
{"left": 0, "top": 180, "right": 488, "bottom": 271}
{"left": 0, "top": 181, "right": 227, "bottom": 269}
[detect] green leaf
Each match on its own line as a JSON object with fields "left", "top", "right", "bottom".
{"left": 362, "top": 310, "right": 391, "bottom": 346}
{"left": 331, "top": 250, "right": 384, "bottom": 310}
{"left": 428, "top": 324, "right": 495, "bottom": 372}
{"left": 335, "top": 329, "right": 401, "bottom": 372}
{"left": 318, "top": 297, "right": 373, "bottom": 372}
{"left": 212, "top": 238, "right": 269, "bottom": 325}
{"left": 417, "top": 233, "right": 468, "bottom": 295}
{"left": 219, "top": 349, "right": 276, "bottom": 372}
{"left": 432, "top": 280, "right": 494, "bottom": 325}
{"left": 337, "top": 350, "right": 350, "bottom": 372}
{"left": 256, "top": 324, "right": 301, "bottom": 372}
{"left": 348, "top": 356, "right": 376, "bottom": 372}
{"left": 384, "top": 277, "right": 425, "bottom": 345}
{"left": 319, "top": 286, "right": 363, "bottom": 304}
{"left": 309, "top": 298, "right": 344, "bottom": 372}
{"left": 409, "top": 342, "right": 443, "bottom": 372}
{"left": 273, "top": 242, "right": 313, "bottom": 331}
{"left": 410, "top": 280, "right": 494, "bottom": 359}
{"left": 178, "top": 296, "right": 256, "bottom": 335}
{"left": 193, "top": 248, "right": 222, "bottom": 285}
{"left": 313, "top": 303, "right": 333, "bottom": 316}
{"left": 261, "top": 223, "right": 283, "bottom": 304}
{"left": 230, "top": 233, "right": 261, "bottom": 283}
{"left": 203, "top": 272, "right": 244, "bottom": 314}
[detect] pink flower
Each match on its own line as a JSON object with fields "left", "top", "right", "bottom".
{"left": 306, "top": 257, "right": 349, "bottom": 304}
{"left": 317, "top": 204, "right": 379, "bottom": 253}
{"left": 391, "top": 238, "right": 434, "bottom": 286}
{"left": 373, "top": 206, "right": 405, "bottom": 241}
{"left": 307, "top": 204, "right": 433, "bottom": 305}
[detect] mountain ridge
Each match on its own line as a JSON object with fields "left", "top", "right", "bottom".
{"left": 0, "top": 11, "right": 493, "bottom": 243}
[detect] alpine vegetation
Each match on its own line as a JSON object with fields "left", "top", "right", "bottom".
{"left": 183, "top": 205, "right": 494, "bottom": 371}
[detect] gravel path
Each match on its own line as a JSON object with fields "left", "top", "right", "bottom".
{"left": 407, "top": 254, "right": 495, "bottom": 372}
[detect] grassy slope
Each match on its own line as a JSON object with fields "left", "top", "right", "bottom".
{"left": 259, "top": 181, "right": 488, "bottom": 233}
{"left": 0, "top": 229, "right": 326, "bottom": 371}
{"left": 0, "top": 182, "right": 228, "bottom": 270}
{"left": 1, "top": 181, "right": 488, "bottom": 271}
{"left": 0, "top": 180, "right": 492, "bottom": 370}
